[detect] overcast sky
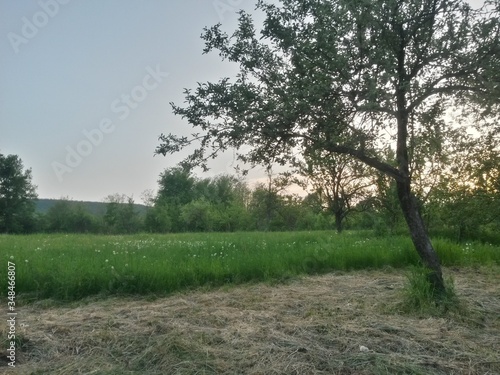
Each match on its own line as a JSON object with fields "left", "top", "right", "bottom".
{"left": 0, "top": 0, "right": 486, "bottom": 203}
{"left": 0, "top": 0, "right": 267, "bottom": 203}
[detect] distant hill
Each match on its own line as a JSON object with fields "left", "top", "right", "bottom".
{"left": 35, "top": 199, "right": 150, "bottom": 216}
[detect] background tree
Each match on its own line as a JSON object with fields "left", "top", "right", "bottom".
{"left": 197, "top": 174, "right": 252, "bottom": 231}
{"left": 372, "top": 171, "right": 404, "bottom": 235}
{"left": 248, "top": 171, "right": 292, "bottom": 231}
{"left": 158, "top": 0, "right": 500, "bottom": 293}
{"left": 180, "top": 198, "right": 217, "bottom": 232}
{"left": 296, "top": 151, "right": 370, "bottom": 233}
{"left": 300, "top": 192, "right": 333, "bottom": 230}
{"left": 45, "top": 199, "right": 97, "bottom": 233}
{"left": 249, "top": 182, "right": 283, "bottom": 230}
{"left": 150, "top": 168, "right": 253, "bottom": 232}
{"left": 103, "top": 194, "right": 142, "bottom": 233}
{"left": 145, "top": 205, "right": 172, "bottom": 233}
{"left": 0, "top": 153, "right": 37, "bottom": 233}
{"left": 431, "top": 131, "right": 500, "bottom": 241}
{"left": 155, "top": 167, "right": 196, "bottom": 232}
{"left": 140, "top": 189, "right": 156, "bottom": 207}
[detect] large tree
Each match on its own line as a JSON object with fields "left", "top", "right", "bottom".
{"left": 157, "top": 0, "right": 500, "bottom": 292}
{"left": 0, "top": 153, "right": 38, "bottom": 233}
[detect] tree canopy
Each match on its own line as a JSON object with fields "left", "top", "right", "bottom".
{"left": 0, "top": 153, "right": 38, "bottom": 233}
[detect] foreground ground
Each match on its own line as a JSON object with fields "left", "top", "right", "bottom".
{"left": 1, "top": 267, "right": 499, "bottom": 374}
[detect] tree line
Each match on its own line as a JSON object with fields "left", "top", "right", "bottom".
{"left": 1, "top": 152, "right": 498, "bottom": 243}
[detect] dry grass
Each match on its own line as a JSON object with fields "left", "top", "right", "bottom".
{"left": 1, "top": 267, "right": 499, "bottom": 374}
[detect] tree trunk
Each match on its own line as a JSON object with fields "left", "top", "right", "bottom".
{"left": 334, "top": 210, "right": 343, "bottom": 233}
{"left": 397, "top": 179, "right": 446, "bottom": 294}
{"left": 393, "top": 39, "right": 446, "bottom": 294}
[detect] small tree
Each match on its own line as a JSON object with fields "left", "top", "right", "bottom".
{"left": 249, "top": 182, "right": 283, "bottom": 230}
{"left": 0, "top": 153, "right": 37, "bottom": 233}
{"left": 157, "top": 0, "right": 500, "bottom": 293}
{"left": 297, "top": 151, "right": 370, "bottom": 233}
{"left": 248, "top": 170, "right": 292, "bottom": 231}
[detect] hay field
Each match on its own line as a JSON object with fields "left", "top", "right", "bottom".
{"left": 1, "top": 267, "right": 499, "bottom": 374}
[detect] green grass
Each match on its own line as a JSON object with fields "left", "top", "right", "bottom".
{"left": 400, "top": 266, "right": 462, "bottom": 316}
{"left": 1, "top": 231, "right": 499, "bottom": 302}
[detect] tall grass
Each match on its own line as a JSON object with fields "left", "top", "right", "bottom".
{"left": 1, "top": 231, "right": 499, "bottom": 302}
{"left": 400, "top": 266, "right": 462, "bottom": 315}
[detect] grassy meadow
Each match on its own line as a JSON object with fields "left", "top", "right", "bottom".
{"left": 1, "top": 231, "right": 499, "bottom": 302}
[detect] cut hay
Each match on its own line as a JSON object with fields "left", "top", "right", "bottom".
{"left": 1, "top": 267, "right": 499, "bottom": 374}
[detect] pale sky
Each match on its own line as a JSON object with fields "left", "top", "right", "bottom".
{"left": 0, "top": 0, "right": 265, "bottom": 202}
{"left": 0, "top": 0, "right": 486, "bottom": 203}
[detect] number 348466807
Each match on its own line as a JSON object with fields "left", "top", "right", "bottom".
{"left": 7, "top": 262, "right": 16, "bottom": 308}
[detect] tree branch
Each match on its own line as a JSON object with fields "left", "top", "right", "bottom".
{"left": 408, "top": 84, "right": 482, "bottom": 114}
{"left": 320, "top": 142, "right": 405, "bottom": 182}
